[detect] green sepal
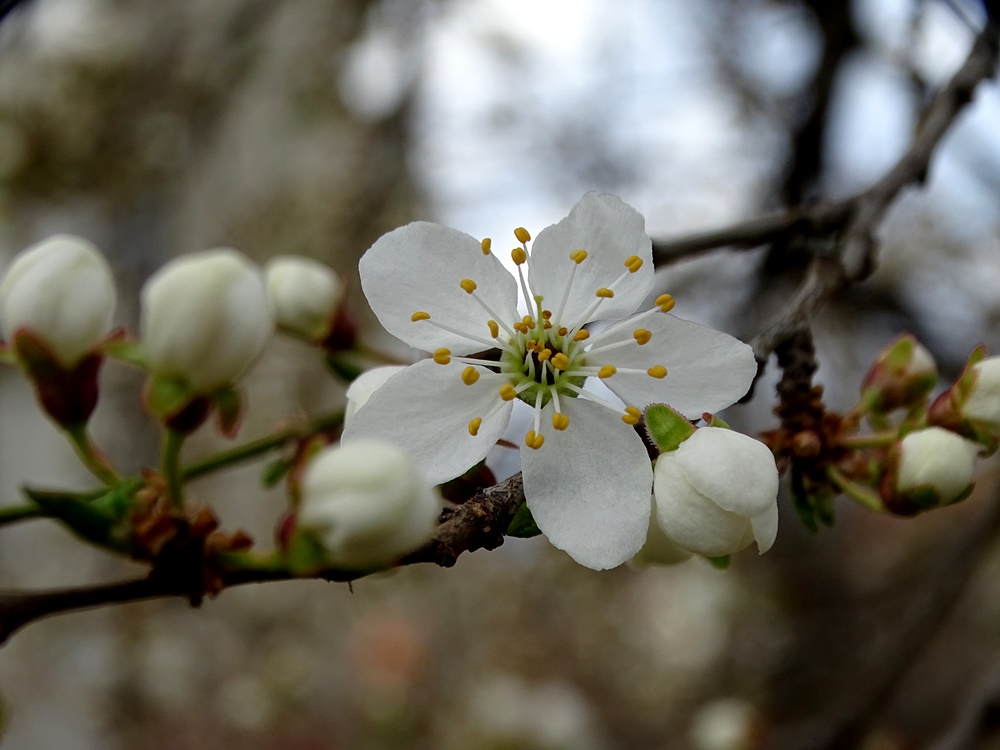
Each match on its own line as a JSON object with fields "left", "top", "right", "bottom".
{"left": 145, "top": 375, "right": 195, "bottom": 421}
{"left": 644, "top": 404, "right": 696, "bottom": 453}
{"left": 261, "top": 456, "right": 293, "bottom": 487}
{"left": 211, "top": 387, "right": 244, "bottom": 438}
{"left": 284, "top": 529, "right": 329, "bottom": 576}
{"left": 702, "top": 413, "right": 730, "bottom": 429}
{"left": 101, "top": 339, "right": 148, "bottom": 367}
{"left": 506, "top": 502, "right": 542, "bottom": 538}
{"left": 705, "top": 555, "right": 730, "bottom": 570}
{"left": 23, "top": 485, "right": 135, "bottom": 553}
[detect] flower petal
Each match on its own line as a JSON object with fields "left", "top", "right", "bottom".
{"left": 653, "top": 452, "right": 753, "bottom": 557}
{"left": 342, "top": 359, "right": 513, "bottom": 484}
{"left": 675, "top": 428, "right": 779, "bottom": 517}
{"left": 528, "top": 193, "right": 653, "bottom": 326}
{"left": 360, "top": 222, "right": 519, "bottom": 354}
{"left": 592, "top": 313, "right": 756, "bottom": 418}
{"left": 629, "top": 493, "right": 694, "bottom": 568}
{"left": 750, "top": 503, "right": 779, "bottom": 554}
{"left": 521, "top": 397, "right": 652, "bottom": 570}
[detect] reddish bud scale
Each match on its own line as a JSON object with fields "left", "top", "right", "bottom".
{"left": 13, "top": 329, "right": 102, "bottom": 427}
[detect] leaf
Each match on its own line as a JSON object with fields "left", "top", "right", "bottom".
{"left": 644, "top": 403, "right": 696, "bottom": 453}
{"left": 284, "top": 530, "right": 329, "bottom": 576}
{"left": 506, "top": 502, "right": 542, "bottom": 538}
{"left": 24, "top": 486, "right": 134, "bottom": 553}
{"left": 705, "top": 555, "right": 730, "bottom": 570}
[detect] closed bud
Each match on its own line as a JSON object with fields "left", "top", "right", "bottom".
{"left": 653, "top": 427, "right": 779, "bottom": 558}
{"left": 960, "top": 356, "right": 1000, "bottom": 434}
{"left": 0, "top": 234, "right": 116, "bottom": 368}
{"left": 860, "top": 334, "right": 937, "bottom": 413}
{"left": 297, "top": 439, "right": 440, "bottom": 570}
{"left": 141, "top": 249, "right": 272, "bottom": 393}
{"left": 882, "top": 427, "right": 978, "bottom": 514}
{"left": 265, "top": 255, "right": 343, "bottom": 342}
{"left": 629, "top": 494, "right": 693, "bottom": 568}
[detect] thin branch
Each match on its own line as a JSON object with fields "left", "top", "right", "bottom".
{"left": 0, "top": 472, "right": 526, "bottom": 644}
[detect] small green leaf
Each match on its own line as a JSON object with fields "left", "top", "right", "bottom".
{"left": 506, "top": 502, "right": 541, "bottom": 538}
{"left": 101, "top": 339, "right": 148, "bottom": 367}
{"left": 24, "top": 486, "right": 133, "bottom": 553}
{"left": 644, "top": 404, "right": 696, "bottom": 453}
{"left": 262, "top": 457, "right": 293, "bottom": 487}
{"left": 705, "top": 555, "right": 730, "bottom": 570}
{"left": 285, "top": 530, "right": 329, "bottom": 576}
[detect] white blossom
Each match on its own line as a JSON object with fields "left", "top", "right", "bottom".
{"left": 653, "top": 427, "right": 779, "bottom": 558}
{"left": 297, "top": 439, "right": 440, "bottom": 570}
{"left": 897, "top": 427, "right": 977, "bottom": 504}
{"left": 961, "top": 357, "right": 1000, "bottom": 433}
{"left": 141, "top": 249, "right": 272, "bottom": 393}
{"left": 265, "top": 255, "right": 342, "bottom": 341}
{"left": 0, "top": 234, "right": 116, "bottom": 367}
{"left": 344, "top": 192, "right": 757, "bottom": 569}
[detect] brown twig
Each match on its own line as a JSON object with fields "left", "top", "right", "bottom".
{"left": 0, "top": 472, "right": 526, "bottom": 644}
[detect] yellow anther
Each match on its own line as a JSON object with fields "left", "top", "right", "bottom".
{"left": 551, "top": 352, "right": 570, "bottom": 370}
{"left": 511, "top": 247, "right": 527, "bottom": 265}
{"left": 525, "top": 430, "right": 545, "bottom": 449}
{"left": 522, "top": 315, "right": 536, "bottom": 329}
{"left": 624, "top": 255, "right": 643, "bottom": 273}
{"left": 433, "top": 348, "right": 451, "bottom": 365}
{"left": 633, "top": 328, "right": 652, "bottom": 346}
{"left": 411, "top": 311, "right": 431, "bottom": 322}
{"left": 462, "top": 365, "right": 480, "bottom": 385}
{"left": 598, "top": 365, "right": 617, "bottom": 379}
{"left": 543, "top": 320, "right": 552, "bottom": 329}
{"left": 481, "top": 238, "right": 492, "bottom": 255}
{"left": 468, "top": 417, "right": 483, "bottom": 436}
{"left": 656, "top": 293, "right": 676, "bottom": 312}
{"left": 647, "top": 365, "right": 668, "bottom": 379}
{"left": 538, "top": 348, "right": 552, "bottom": 362}
{"left": 487, "top": 319, "right": 499, "bottom": 338}
{"left": 500, "top": 384, "right": 518, "bottom": 401}
{"left": 573, "top": 329, "right": 590, "bottom": 342}
{"left": 460, "top": 278, "right": 477, "bottom": 294}
{"left": 514, "top": 226, "right": 531, "bottom": 243}
{"left": 552, "top": 413, "right": 570, "bottom": 431}
{"left": 596, "top": 288, "right": 614, "bottom": 299}
{"left": 558, "top": 327, "right": 568, "bottom": 337}
{"left": 513, "top": 322, "right": 528, "bottom": 334}
{"left": 570, "top": 249, "right": 588, "bottom": 264}
{"left": 622, "top": 406, "right": 642, "bottom": 425}
{"left": 541, "top": 310, "right": 552, "bottom": 319}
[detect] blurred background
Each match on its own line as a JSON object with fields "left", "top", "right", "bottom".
{"left": 1, "top": 0, "right": 1000, "bottom": 748}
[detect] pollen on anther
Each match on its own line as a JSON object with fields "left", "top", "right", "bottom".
{"left": 598, "top": 365, "right": 617, "bottom": 379}
{"left": 468, "top": 417, "right": 483, "bottom": 436}
{"left": 552, "top": 413, "right": 570, "bottom": 431}
{"left": 551, "top": 352, "right": 570, "bottom": 370}
{"left": 647, "top": 365, "right": 667, "bottom": 379}
{"left": 558, "top": 327, "right": 568, "bottom": 337}
{"left": 500, "top": 384, "right": 517, "bottom": 401}
{"left": 487, "top": 320, "right": 499, "bottom": 337}
{"left": 511, "top": 247, "right": 527, "bottom": 265}
{"left": 514, "top": 227, "right": 531, "bottom": 244}
{"left": 525, "top": 430, "right": 545, "bottom": 449}
{"left": 522, "top": 315, "right": 536, "bottom": 328}
{"left": 542, "top": 310, "right": 552, "bottom": 320}
{"left": 538, "top": 348, "right": 552, "bottom": 362}
{"left": 622, "top": 406, "right": 642, "bottom": 425}
{"left": 411, "top": 311, "right": 430, "bottom": 322}
{"left": 573, "top": 329, "right": 590, "bottom": 342}
{"left": 513, "top": 322, "right": 528, "bottom": 334}
{"left": 481, "top": 238, "right": 492, "bottom": 255}
{"left": 433, "top": 348, "right": 451, "bottom": 365}
{"left": 624, "top": 255, "right": 643, "bottom": 273}
{"left": 570, "top": 249, "right": 588, "bottom": 264}
{"left": 656, "top": 293, "right": 676, "bottom": 312}
{"left": 462, "top": 365, "right": 480, "bottom": 385}
{"left": 596, "top": 288, "right": 614, "bottom": 299}
{"left": 460, "top": 279, "right": 477, "bottom": 294}
{"left": 633, "top": 328, "right": 652, "bottom": 346}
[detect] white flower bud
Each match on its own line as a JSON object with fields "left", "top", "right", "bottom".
{"left": 653, "top": 427, "right": 779, "bottom": 558}
{"left": 140, "top": 249, "right": 272, "bottom": 393}
{"left": 297, "top": 439, "right": 440, "bottom": 570}
{"left": 897, "top": 427, "right": 977, "bottom": 504}
{"left": 265, "top": 255, "right": 342, "bottom": 341}
{"left": 629, "top": 494, "right": 693, "bottom": 568}
{"left": 961, "top": 357, "right": 1000, "bottom": 433}
{"left": 0, "top": 234, "right": 116, "bottom": 367}
{"left": 344, "top": 365, "right": 406, "bottom": 427}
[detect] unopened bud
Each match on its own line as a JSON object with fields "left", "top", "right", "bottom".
{"left": 960, "top": 356, "right": 1000, "bottom": 434}
{"left": 860, "top": 334, "right": 937, "bottom": 413}
{"left": 265, "top": 255, "right": 343, "bottom": 342}
{"left": 882, "top": 427, "right": 978, "bottom": 514}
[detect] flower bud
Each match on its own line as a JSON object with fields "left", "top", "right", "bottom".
{"left": 265, "top": 255, "right": 343, "bottom": 341}
{"left": 141, "top": 249, "right": 272, "bottom": 393}
{"left": 344, "top": 365, "right": 406, "bottom": 427}
{"left": 883, "top": 427, "right": 978, "bottom": 513}
{"left": 960, "top": 357, "right": 1000, "bottom": 433}
{"left": 297, "top": 439, "right": 440, "bottom": 570}
{"left": 653, "top": 427, "right": 779, "bottom": 558}
{"left": 0, "top": 234, "right": 116, "bottom": 367}
{"left": 860, "top": 334, "right": 937, "bottom": 413}
{"left": 629, "top": 494, "right": 693, "bottom": 568}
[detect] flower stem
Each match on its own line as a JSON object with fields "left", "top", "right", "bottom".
{"left": 161, "top": 428, "right": 185, "bottom": 508}
{"left": 0, "top": 503, "right": 46, "bottom": 527}
{"left": 837, "top": 432, "right": 898, "bottom": 449}
{"left": 64, "top": 425, "right": 121, "bottom": 485}
{"left": 827, "top": 465, "right": 885, "bottom": 512}
{"left": 182, "top": 409, "right": 345, "bottom": 482}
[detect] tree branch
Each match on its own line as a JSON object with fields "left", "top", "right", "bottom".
{"left": 0, "top": 472, "right": 526, "bottom": 644}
